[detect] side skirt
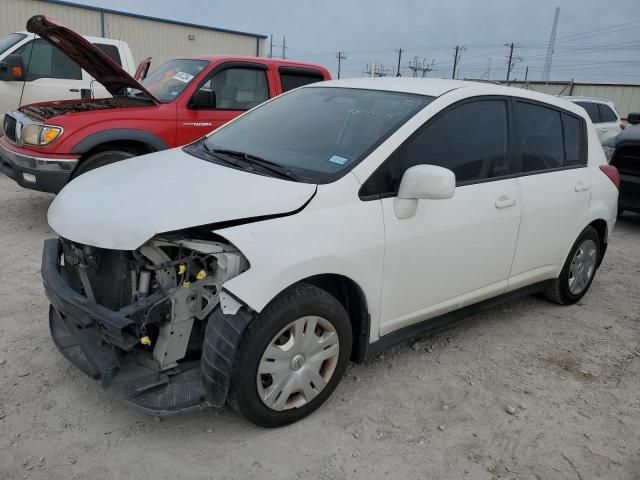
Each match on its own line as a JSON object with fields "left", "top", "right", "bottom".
{"left": 362, "top": 280, "right": 552, "bottom": 361}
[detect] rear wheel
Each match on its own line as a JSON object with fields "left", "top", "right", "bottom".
{"left": 544, "top": 225, "right": 600, "bottom": 305}
{"left": 71, "top": 150, "right": 137, "bottom": 179}
{"left": 228, "top": 283, "right": 352, "bottom": 427}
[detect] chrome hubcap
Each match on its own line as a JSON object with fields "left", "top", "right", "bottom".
{"left": 257, "top": 316, "right": 340, "bottom": 411}
{"left": 568, "top": 239, "right": 597, "bottom": 295}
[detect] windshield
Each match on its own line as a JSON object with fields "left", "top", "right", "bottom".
{"left": 199, "top": 87, "right": 433, "bottom": 183}
{"left": 0, "top": 33, "right": 26, "bottom": 56}
{"left": 140, "top": 59, "right": 209, "bottom": 102}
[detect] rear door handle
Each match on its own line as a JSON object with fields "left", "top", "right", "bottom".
{"left": 575, "top": 182, "right": 590, "bottom": 192}
{"left": 495, "top": 196, "right": 516, "bottom": 209}
{"left": 601, "top": 128, "right": 608, "bottom": 132}
{"left": 69, "top": 88, "right": 80, "bottom": 92}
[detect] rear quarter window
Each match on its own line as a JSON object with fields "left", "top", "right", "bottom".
{"left": 575, "top": 102, "right": 601, "bottom": 123}
{"left": 598, "top": 104, "right": 618, "bottom": 123}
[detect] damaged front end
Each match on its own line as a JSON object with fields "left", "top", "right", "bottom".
{"left": 42, "top": 234, "right": 249, "bottom": 413}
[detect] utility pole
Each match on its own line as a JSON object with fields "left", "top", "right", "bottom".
{"left": 505, "top": 42, "right": 514, "bottom": 81}
{"left": 524, "top": 65, "right": 529, "bottom": 83}
{"left": 452, "top": 46, "right": 459, "bottom": 79}
{"left": 395, "top": 48, "right": 403, "bottom": 76}
{"left": 281, "top": 36, "right": 286, "bottom": 59}
{"left": 269, "top": 34, "right": 273, "bottom": 58}
{"left": 336, "top": 51, "right": 346, "bottom": 79}
{"left": 542, "top": 7, "right": 560, "bottom": 82}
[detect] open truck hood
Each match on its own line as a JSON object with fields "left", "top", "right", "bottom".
{"left": 47, "top": 148, "right": 317, "bottom": 250}
{"left": 26, "top": 15, "right": 159, "bottom": 102}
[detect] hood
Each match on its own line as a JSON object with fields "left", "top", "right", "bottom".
{"left": 26, "top": 15, "right": 159, "bottom": 102}
{"left": 47, "top": 148, "right": 317, "bottom": 250}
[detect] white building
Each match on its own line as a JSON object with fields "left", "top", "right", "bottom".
{"left": 0, "top": 0, "right": 267, "bottom": 66}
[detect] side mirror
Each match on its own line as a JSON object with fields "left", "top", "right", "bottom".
{"left": 0, "top": 54, "right": 25, "bottom": 81}
{"left": 627, "top": 112, "right": 640, "bottom": 126}
{"left": 189, "top": 89, "right": 216, "bottom": 110}
{"left": 394, "top": 164, "right": 455, "bottom": 219}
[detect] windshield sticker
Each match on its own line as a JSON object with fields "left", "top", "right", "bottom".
{"left": 348, "top": 108, "right": 394, "bottom": 120}
{"left": 328, "top": 155, "right": 350, "bottom": 166}
{"left": 172, "top": 72, "right": 195, "bottom": 83}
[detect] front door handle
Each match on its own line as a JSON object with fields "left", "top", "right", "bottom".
{"left": 575, "top": 182, "right": 590, "bottom": 192}
{"left": 495, "top": 196, "right": 516, "bottom": 209}
{"left": 69, "top": 88, "right": 79, "bottom": 92}
{"left": 601, "top": 128, "right": 608, "bottom": 132}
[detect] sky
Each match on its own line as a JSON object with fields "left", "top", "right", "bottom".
{"left": 70, "top": 0, "right": 640, "bottom": 83}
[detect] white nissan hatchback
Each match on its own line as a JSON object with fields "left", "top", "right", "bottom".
{"left": 43, "top": 78, "right": 619, "bottom": 427}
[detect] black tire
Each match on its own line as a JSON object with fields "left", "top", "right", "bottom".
{"left": 228, "top": 283, "right": 352, "bottom": 427}
{"left": 71, "top": 150, "right": 137, "bottom": 179}
{"left": 544, "top": 225, "right": 600, "bottom": 305}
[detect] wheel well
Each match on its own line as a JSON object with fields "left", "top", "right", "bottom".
{"left": 80, "top": 140, "right": 155, "bottom": 161}
{"left": 589, "top": 219, "right": 607, "bottom": 267}
{"left": 302, "top": 274, "right": 369, "bottom": 363}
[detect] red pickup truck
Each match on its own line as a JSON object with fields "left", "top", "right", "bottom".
{"left": 0, "top": 16, "right": 331, "bottom": 193}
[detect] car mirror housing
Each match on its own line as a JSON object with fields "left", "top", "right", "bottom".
{"left": 394, "top": 164, "right": 455, "bottom": 219}
{"left": 189, "top": 89, "right": 216, "bottom": 110}
{"left": 0, "top": 54, "right": 26, "bottom": 81}
{"left": 627, "top": 112, "right": 640, "bottom": 126}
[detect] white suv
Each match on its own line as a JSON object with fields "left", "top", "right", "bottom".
{"left": 562, "top": 96, "right": 624, "bottom": 144}
{"left": 43, "top": 78, "right": 619, "bottom": 427}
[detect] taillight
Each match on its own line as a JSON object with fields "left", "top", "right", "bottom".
{"left": 599, "top": 164, "right": 620, "bottom": 189}
{"left": 620, "top": 123, "right": 626, "bottom": 130}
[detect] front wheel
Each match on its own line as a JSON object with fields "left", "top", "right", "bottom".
{"left": 228, "top": 283, "right": 352, "bottom": 427}
{"left": 544, "top": 225, "right": 600, "bottom": 305}
{"left": 71, "top": 150, "right": 137, "bottom": 179}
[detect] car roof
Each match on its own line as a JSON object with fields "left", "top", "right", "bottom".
{"left": 304, "top": 78, "right": 589, "bottom": 114}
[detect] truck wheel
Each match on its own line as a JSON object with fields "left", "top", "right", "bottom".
{"left": 71, "top": 150, "right": 136, "bottom": 178}
{"left": 544, "top": 225, "right": 600, "bottom": 305}
{"left": 227, "top": 283, "right": 352, "bottom": 427}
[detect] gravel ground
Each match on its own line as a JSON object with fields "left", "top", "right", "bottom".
{"left": 0, "top": 174, "right": 638, "bottom": 480}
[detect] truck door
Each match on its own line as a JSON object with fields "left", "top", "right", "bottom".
{"left": 176, "top": 63, "right": 270, "bottom": 145}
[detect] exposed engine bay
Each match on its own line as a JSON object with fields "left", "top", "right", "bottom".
{"left": 45, "top": 234, "right": 249, "bottom": 412}
{"left": 20, "top": 96, "right": 154, "bottom": 120}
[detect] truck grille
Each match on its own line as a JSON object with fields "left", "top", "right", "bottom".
{"left": 3, "top": 115, "right": 17, "bottom": 143}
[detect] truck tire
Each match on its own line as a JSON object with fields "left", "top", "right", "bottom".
{"left": 71, "top": 150, "right": 136, "bottom": 179}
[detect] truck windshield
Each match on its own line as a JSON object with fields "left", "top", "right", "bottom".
{"left": 199, "top": 87, "right": 433, "bottom": 183}
{"left": 0, "top": 33, "right": 26, "bottom": 56}
{"left": 141, "top": 59, "right": 209, "bottom": 102}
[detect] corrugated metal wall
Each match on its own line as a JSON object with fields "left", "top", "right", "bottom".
{"left": 0, "top": 0, "right": 101, "bottom": 36}
{"left": 0, "top": 0, "right": 265, "bottom": 67}
{"left": 102, "top": 13, "right": 261, "bottom": 66}
{"left": 507, "top": 80, "right": 640, "bottom": 119}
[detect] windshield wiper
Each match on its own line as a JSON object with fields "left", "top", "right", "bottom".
{"left": 204, "top": 146, "right": 298, "bottom": 181}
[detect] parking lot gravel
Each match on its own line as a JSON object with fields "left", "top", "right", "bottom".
{"left": 0, "top": 174, "right": 638, "bottom": 480}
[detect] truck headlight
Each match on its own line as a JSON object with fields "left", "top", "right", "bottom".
{"left": 21, "top": 124, "right": 62, "bottom": 146}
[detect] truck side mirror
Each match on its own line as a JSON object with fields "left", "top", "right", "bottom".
{"left": 0, "top": 54, "right": 26, "bottom": 81}
{"left": 189, "top": 89, "right": 216, "bottom": 110}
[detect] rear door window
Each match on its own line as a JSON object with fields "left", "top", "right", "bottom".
{"left": 279, "top": 68, "right": 325, "bottom": 92}
{"left": 575, "top": 102, "right": 601, "bottom": 123}
{"left": 94, "top": 43, "right": 122, "bottom": 66}
{"left": 515, "top": 101, "right": 564, "bottom": 172}
{"left": 13, "top": 39, "right": 81, "bottom": 80}
{"left": 598, "top": 104, "right": 618, "bottom": 123}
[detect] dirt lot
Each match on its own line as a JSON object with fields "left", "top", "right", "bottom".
{"left": 0, "top": 174, "right": 638, "bottom": 480}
